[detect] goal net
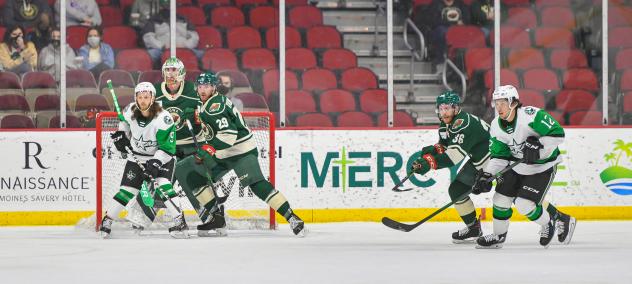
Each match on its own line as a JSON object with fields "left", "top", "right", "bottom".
{"left": 81, "top": 111, "right": 276, "bottom": 232}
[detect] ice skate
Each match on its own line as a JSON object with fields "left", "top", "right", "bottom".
{"left": 168, "top": 214, "right": 190, "bottom": 239}
{"left": 539, "top": 217, "right": 556, "bottom": 248}
{"left": 288, "top": 213, "right": 307, "bottom": 237}
{"left": 556, "top": 213, "right": 576, "bottom": 245}
{"left": 452, "top": 219, "right": 482, "bottom": 244}
{"left": 99, "top": 215, "right": 114, "bottom": 239}
{"left": 197, "top": 207, "right": 227, "bottom": 237}
{"left": 476, "top": 233, "right": 506, "bottom": 249}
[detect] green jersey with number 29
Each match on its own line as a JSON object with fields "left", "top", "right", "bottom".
{"left": 198, "top": 93, "right": 256, "bottom": 160}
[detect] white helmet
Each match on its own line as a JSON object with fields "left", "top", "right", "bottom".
{"left": 162, "top": 57, "right": 186, "bottom": 83}
{"left": 134, "top": 81, "right": 156, "bottom": 111}
{"left": 491, "top": 85, "right": 519, "bottom": 107}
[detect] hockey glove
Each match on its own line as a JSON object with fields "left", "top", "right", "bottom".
{"left": 471, "top": 169, "right": 493, "bottom": 195}
{"left": 144, "top": 159, "right": 163, "bottom": 180}
{"left": 195, "top": 144, "right": 217, "bottom": 163}
{"left": 522, "top": 136, "right": 543, "bottom": 164}
{"left": 411, "top": 154, "right": 437, "bottom": 175}
{"left": 111, "top": 131, "right": 131, "bottom": 153}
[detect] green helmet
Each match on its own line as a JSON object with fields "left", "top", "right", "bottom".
{"left": 436, "top": 90, "right": 460, "bottom": 108}
{"left": 196, "top": 72, "right": 219, "bottom": 87}
{"left": 162, "top": 57, "right": 186, "bottom": 83}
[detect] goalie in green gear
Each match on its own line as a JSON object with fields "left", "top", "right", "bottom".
{"left": 175, "top": 72, "right": 307, "bottom": 237}
{"left": 410, "top": 90, "right": 490, "bottom": 243}
{"left": 99, "top": 82, "right": 189, "bottom": 239}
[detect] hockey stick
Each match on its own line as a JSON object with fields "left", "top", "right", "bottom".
{"left": 381, "top": 159, "right": 524, "bottom": 232}
{"left": 184, "top": 119, "right": 229, "bottom": 205}
{"left": 391, "top": 172, "right": 414, "bottom": 192}
{"left": 107, "top": 80, "right": 126, "bottom": 122}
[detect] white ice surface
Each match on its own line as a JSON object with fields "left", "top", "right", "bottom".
{"left": 0, "top": 221, "right": 630, "bottom": 284}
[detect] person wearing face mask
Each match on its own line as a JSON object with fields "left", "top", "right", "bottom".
{"left": 141, "top": 0, "right": 199, "bottom": 64}
{"left": 26, "top": 12, "right": 52, "bottom": 51}
{"left": 0, "top": 25, "right": 38, "bottom": 75}
{"left": 78, "top": 26, "right": 114, "bottom": 79}
{"left": 54, "top": 0, "right": 102, "bottom": 27}
{"left": 38, "top": 27, "right": 77, "bottom": 82}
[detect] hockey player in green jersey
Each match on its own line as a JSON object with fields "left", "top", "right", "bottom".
{"left": 99, "top": 82, "right": 189, "bottom": 239}
{"left": 410, "top": 90, "right": 490, "bottom": 243}
{"left": 155, "top": 57, "right": 200, "bottom": 159}
{"left": 175, "top": 72, "right": 307, "bottom": 237}
{"left": 474, "top": 85, "right": 576, "bottom": 249}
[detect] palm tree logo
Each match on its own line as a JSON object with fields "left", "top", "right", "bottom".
{"left": 600, "top": 139, "right": 632, "bottom": 195}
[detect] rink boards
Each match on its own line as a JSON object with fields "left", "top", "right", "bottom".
{"left": 0, "top": 127, "right": 631, "bottom": 225}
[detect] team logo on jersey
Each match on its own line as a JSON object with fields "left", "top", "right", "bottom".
{"left": 164, "top": 115, "right": 173, "bottom": 125}
{"left": 126, "top": 170, "right": 136, "bottom": 181}
{"left": 451, "top": 119, "right": 464, "bottom": 129}
{"left": 524, "top": 107, "right": 536, "bottom": 115}
{"left": 166, "top": 107, "right": 184, "bottom": 130}
{"left": 209, "top": 103, "right": 221, "bottom": 112}
{"left": 134, "top": 135, "right": 158, "bottom": 151}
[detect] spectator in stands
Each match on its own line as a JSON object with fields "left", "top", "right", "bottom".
{"left": 0, "top": 25, "right": 38, "bottom": 75}
{"left": 141, "top": 4, "right": 200, "bottom": 64}
{"left": 38, "top": 27, "right": 78, "bottom": 82}
{"left": 426, "top": 0, "right": 470, "bottom": 71}
{"left": 54, "top": 0, "right": 102, "bottom": 27}
{"left": 130, "top": 0, "right": 162, "bottom": 29}
{"left": 2, "top": 0, "right": 52, "bottom": 29}
{"left": 219, "top": 73, "right": 234, "bottom": 97}
{"left": 470, "top": 0, "right": 494, "bottom": 39}
{"left": 26, "top": 12, "right": 52, "bottom": 51}
{"left": 78, "top": 27, "right": 114, "bottom": 79}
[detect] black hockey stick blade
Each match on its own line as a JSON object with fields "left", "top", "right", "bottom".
{"left": 392, "top": 187, "right": 414, "bottom": 192}
{"left": 381, "top": 217, "right": 417, "bottom": 232}
{"left": 391, "top": 173, "right": 413, "bottom": 192}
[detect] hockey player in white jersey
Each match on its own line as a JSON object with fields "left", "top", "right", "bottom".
{"left": 99, "top": 82, "right": 189, "bottom": 239}
{"left": 474, "top": 85, "right": 576, "bottom": 249}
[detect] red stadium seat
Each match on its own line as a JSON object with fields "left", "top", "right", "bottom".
{"left": 285, "top": 90, "right": 316, "bottom": 115}
{"left": 322, "top": 48, "right": 357, "bottom": 71}
{"left": 241, "top": 48, "right": 276, "bottom": 72}
{"left": 615, "top": 48, "right": 632, "bottom": 70}
{"left": 116, "top": 49, "right": 153, "bottom": 72}
{"left": 464, "top": 48, "right": 492, "bottom": 78}
{"left": 319, "top": 89, "right": 356, "bottom": 113}
{"left": 185, "top": 70, "right": 202, "bottom": 82}
{"left": 505, "top": 7, "right": 538, "bottom": 29}
{"left": 609, "top": 6, "right": 632, "bottom": 28}
{"left": 202, "top": 48, "right": 238, "bottom": 71}
{"left": 522, "top": 68, "right": 561, "bottom": 92}
{"left": 294, "top": 112, "right": 333, "bottom": 127}
{"left": 288, "top": 6, "right": 323, "bottom": 29}
{"left": 22, "top": 71, "right": 56, "bottom": 89}
{"left": 301, "top": 68, "right": 337, "bottom": 93}
{"left": 534, "top": 28, "right": 575, "bottom": 48}
{"left": 179, "top": 6, "right": 207, "bottom": 26}
{"left": 507, "top": 48, "right": 545, "bottom": 70}
{"left": 336, "top": 111, "right": 374, "bottom": 127}
{"left": 211, "top": 7, "right": 245, "bottom": 28}
{"left": 197, "top": 26, "right": 223, "bottom": 49}
{"left": 227, "top": 26, "right": 262, "bottom": 50}
{"left": 250, "top": 6, "right": 279, "bottom": 29}
{"left": 609, "top": 27, "right": 632, "bottom": 48}
{"left": 502, "top": 0, "right": 531, "bottom": 6}
{"left": 549, "top": 48, "right": 588, "bottom": 70}
{"left": 161, "top": 48, "right": 199, "bottom": 71}
{"left": 96, "top": 0, "right": 111, "bottom": 5}
{"left": 619, "top": 69, "right": 632, "bottom": 92}
{"left": 484, "top": 69, "right": 520, "bottom": 89}
{"left": 103, "top": 26, "right": 138, "bottom": 49}
{"left": 138, "top": 70, "right": 163, "bottom": 85}
{"left": 0, "top": 71, "right": 22, "bottom": 89}
{"left": 271, "top": 0, "right": 307, "bottom": 6}
{"left": 75, "top": 94, "right": 110, "bottom": 112}
{"left": 306, "top": 26, "right": 342, "bottom": 49}
{"left": 217, "top": 70, "right": 252, "bottom": 89}
{"left": 623, "top": 91, "right": 632, "bottom": 113}
{"left": 378, "top": 111, "right": 415, "bottom": 127}
{"left": 262, "top": 69, "right": 299, "bottom": 99}
{"left": 98, "top": 69, "right": 135, "bottom": 90}
{"left": 534, "top": 0, "right": 570, "bottom": 9}
{"left": 99, "top": 6, "right": 123, "bottom": 27}
{"left": 359, "top": 89, "right": 388, "bottom": 113}
{"left": 541, "top": 7, "right": 576, "bottom": 29}
{"left": 233, "top": 92, "right": 269, "bottom": 110}
{"left": 265, "top": 27, "right": 302, "bottom": 49}
{"left": 286, "top": 48, "right": 317, "bottom": 71}
{"left": 0, "top": 94, "right": 29, "bottom": 113}
{"left": 67, "top": 26, "right": 89, "bottom": 50}
{"left": 548, "top": 110, "right": 565, "bottom": 125}
{"left": 340, "top": 67, "right": 378, "bottom": 92}
{"left": 490, "top": 27, "right": 531, "bottom": 48}
{"left": 235, "top": 0, "right": 268, "bottom": 7}
{"left": 563, "top": 69, "right": 599, "bottom": 92}
{"left": 198, "top": 0, "right": 232, "bottom": 6}
{"left": 66, "top": 69, "right": 97, "bottom": 88}
{"left": 49, "top": 114, "right": 82, "bottom": 128}
{"left": 568, "top": 110, "right": 603, "bottom": 125}
{"left": 34, "top": 94, "right": 66, "bottom": 111}
{"left": 516, "top": 89, "right": 546, "bottom": 109}
{"left": 556, "top": 89, "right": 596, "bottom": 113}
{"left": 445, "top": 26, "right": 486, "bottom": 50}
{"left": 1, "top": 114, "right": 34, "bottom": 128}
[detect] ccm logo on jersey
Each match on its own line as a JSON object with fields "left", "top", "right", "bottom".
{"left": 522, "top": 185, "right": 539, "bottom": 194}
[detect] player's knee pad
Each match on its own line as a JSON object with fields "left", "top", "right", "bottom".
{"left": 454, "top": 197, "right": 475, "bottom": 216}
{"left": 492, "top": 192, "right": 513, "bottom": 220}
{"left": 515, "top": 197, "right": 537, "bottom": 216}
{"left": 193, "top": 185, "right": 216, "bottom": 207}
{"left": 155, "top": 181, "right": 177, "bottom": 200}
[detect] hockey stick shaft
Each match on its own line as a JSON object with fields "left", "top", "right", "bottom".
{"left": 107, "top": 80, "right": 126, "bottom": 122}
{"left": 382, "top": 159, "right": 524, "bottom": 232}
{"left": 391, "top": 172, "right": 413, "bottom": 192}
